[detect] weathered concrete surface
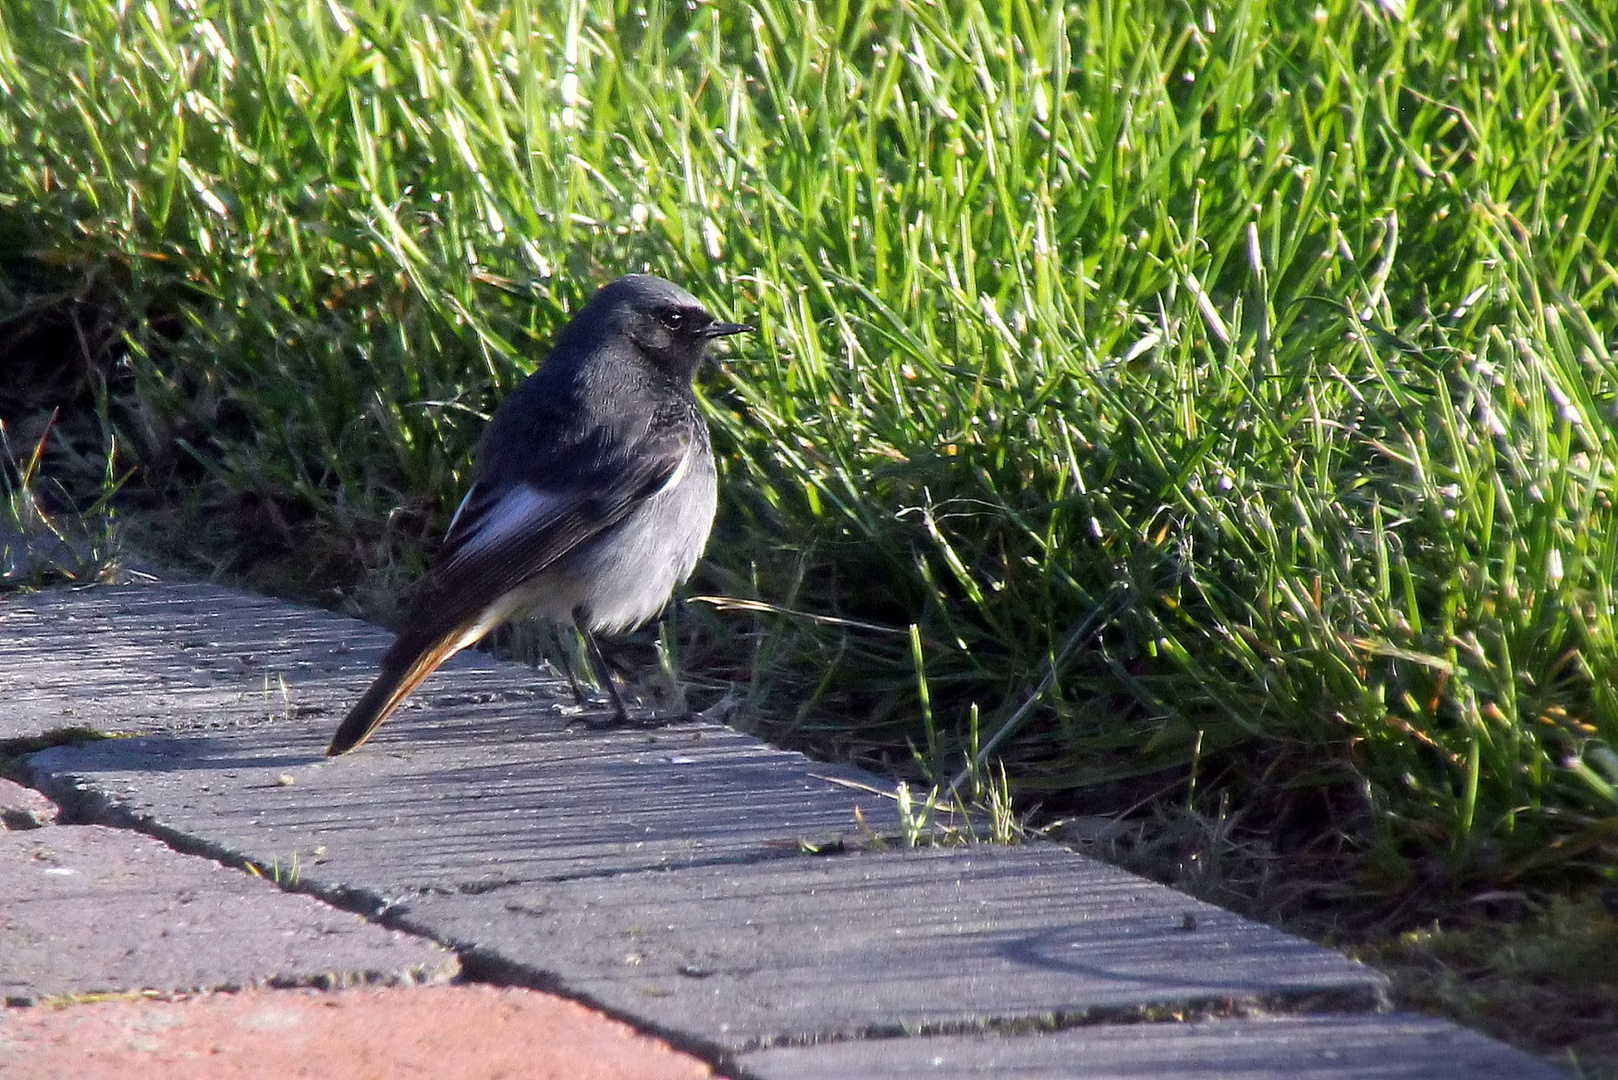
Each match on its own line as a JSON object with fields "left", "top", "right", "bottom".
{"left": 391, "top": 845, "right": 1386, "bottom": 1053}
{"left": 736, "top": 1013, "right": 1567, "bottom": 1080}
{"left": 0, "top": 825, "right": 458, "bottom": 1003}
{"left": 0, "top": 581, "right": 548, "bottom": 741}
{"left": 14, "top": 580, "right": 890, "bottom": 906}
{"left": 0, "top": 985, "right": 713, "bottom": 1080}
{"left": 3, "top": 579, "right": 1575, "bottom": 1078}
{"left": 27, "top": 716, "right": 888, "bottom": 906}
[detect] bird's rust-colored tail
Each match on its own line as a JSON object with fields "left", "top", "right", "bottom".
{"left": 326, "top": 629, "right": 472, "bottom": 756}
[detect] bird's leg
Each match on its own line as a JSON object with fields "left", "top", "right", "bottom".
{"left": 550, "top": 625, "right": 589, "bottom": 706}
{"left": 571, "top": 609, "right": 693, "bottom": 728}
{"left": 581, "top": 626, "right": 633, "bottom": 724}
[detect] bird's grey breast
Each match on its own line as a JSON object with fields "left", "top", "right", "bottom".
{"left": 559, "top": 438, "right": 718, "bottom": 633}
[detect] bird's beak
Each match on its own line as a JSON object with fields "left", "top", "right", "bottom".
{"left": 703, "top": 321, "right": 754, "bottom": 338}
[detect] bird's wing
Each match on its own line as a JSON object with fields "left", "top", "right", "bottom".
{"left": 385, "top": 423, "right": 692, "bottom": 659}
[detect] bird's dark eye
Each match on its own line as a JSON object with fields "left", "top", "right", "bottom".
{"left": 659, "top": 309, "right": 687, "bottom": 331}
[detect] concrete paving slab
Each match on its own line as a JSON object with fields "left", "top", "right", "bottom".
{"left": 0, "top": 581, "right": 550, "bottom": 741}
{"left": 734, "top": 1012, "right": 1568, "bottom": 1079}
{"left": 15, "top": 579, "right": 890, "bottom": 905}
{"left": 0, "top": 984, "right": 713, "bottom": 1080}
{"left": 389, "top": 845, "right": 1387, "bottom": 1053}
{"left": 0, "top": 825, "right": 458, "bottom": 1003}
{"left": 5, "top": 578, "right": 1559, "bottom": 1078}
{"left": 27, "top": 716, "right": 888, "bottom": 907}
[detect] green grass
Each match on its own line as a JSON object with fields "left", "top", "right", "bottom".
{"left": 2, "top": 0, "right": 1616, "bottom": 931}
{"left": 0, "top": 413, "right": 123, "bottom": 589}
{"left": 1361, "top": 893, "right": 1618, "bottom": 1077}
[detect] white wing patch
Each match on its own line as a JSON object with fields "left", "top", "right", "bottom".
{"left": 446, "top": 486, "right": 476, "bottom": 533}
{"left": 654, "top": 446, "right": 692, "bottom": 498}
{"left": 452, "top": 484, "right": 564, "bottom": 563}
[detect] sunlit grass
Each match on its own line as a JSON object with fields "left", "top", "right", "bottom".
{"left": 1, "top": 0, "right": 1616, "bottom": 911}
{"left": 0, "top": 414, "right": 123, "bottom": 589}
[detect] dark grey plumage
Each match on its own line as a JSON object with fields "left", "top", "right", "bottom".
{"left": 328, "top": 274, "right": 750, "bottom": 756}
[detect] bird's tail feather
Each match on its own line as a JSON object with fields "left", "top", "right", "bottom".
{"left": 326, "top": 630, "right": 471, "bottom": 756}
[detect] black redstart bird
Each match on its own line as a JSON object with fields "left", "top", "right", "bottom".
{"left": 327, "top": 274, "right": 751, "bottom": 756}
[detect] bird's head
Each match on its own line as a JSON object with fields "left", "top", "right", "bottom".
{"left": 575, "top": 274, "right": 752, "bottom": 381}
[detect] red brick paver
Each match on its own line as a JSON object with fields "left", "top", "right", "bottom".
{"left": 0, "top": 778, "right": 58, "bottom": 830}
{"left": 0, "top": 984, "right": 715, "bottom": 1080}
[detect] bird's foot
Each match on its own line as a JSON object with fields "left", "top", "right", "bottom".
{"left": 577, "top": 706, "right": 696, "bottom": 731}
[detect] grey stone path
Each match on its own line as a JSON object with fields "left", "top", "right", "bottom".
{"left": 1, "top": 817, "right": 458, "bottom": 1003}
{"left": 1, "top": 580, "right": 1569, "bottom": 1078}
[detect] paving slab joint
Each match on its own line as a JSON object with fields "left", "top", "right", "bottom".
{"left": 18, "top": 749, "right": 904, "bottom": 1074}
{"left": 448, "top": 932, "right": 1391, "bottom": 1076}
{"left": 21, "top": 760, "right": 400, "bottom": 917}
{"left": 26, "top": 748, "right": 902, "bottom": 905}
{"left": 710, "top": 994, "right": 1406, "bottom": 1080}
{"left": 22, "top": 752, "right": 1397, "bottom": 1040}
{"left": 448, "top": 944, "right": 765, "bottom": 1070}
{"left": 1, "top": 729, "right": 110, "bottom": 782}
{"left": 11, "top": 578, "right": 1413, "bottom": 1076}
{"left": 727, "top": 1013, "right": 1575, "bottom": 1080}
